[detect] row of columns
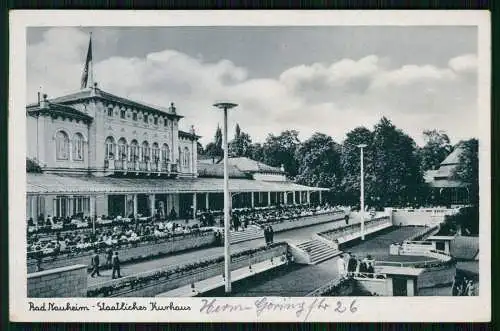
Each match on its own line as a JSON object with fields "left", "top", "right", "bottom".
{"left": 27, "top": 190, "right": 323, "bottom": 222}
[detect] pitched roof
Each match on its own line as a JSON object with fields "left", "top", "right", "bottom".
{"left": 226, "top": 157, "right": 284, "bottom": 174}
{"left": 26, "top": 173, "right": 327, "bottom": 194}
{"left": 27, "top": 102, "right": 93, "bottom": 123}
{"left": 197, "top": 162, "right": 249, "bottom": 178}
{"left": 28, "top": 87, "right": 183, "bottom": 119}
{"left": 440, "top": 145, "right": 464, "bottom": 166}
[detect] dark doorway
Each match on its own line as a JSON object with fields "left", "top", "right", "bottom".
{"left": 108, "top": 195, "right": 125, "bottom": 218}
{"left": 392, "top": 277, "right": 408, "bottom": 296}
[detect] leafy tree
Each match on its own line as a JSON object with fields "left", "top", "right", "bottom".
{"left": 248, "top": 143, "right": 265, "bottom": 162}
{"left": 204, "top": 124, "right": 223, "bottom": 162}
{"left": 262, "top": 130, "right": 300, "bottom": 177}
{"left": 371, "top": 117, "right": 424, "bottom": 208}
{"left": 452, "top": 138, "right": 479, "bottom": 205}
{"left": 418, "top": 129, "right": 452, "bottom": 172}
{"left": 197, "top": 142, "right": 204, "bottom": 156}
{"left": 340, "top": 126, "right": 375, "bottom": 206}
{"left": 229, "top": 123, "right": 252, "bottom": 157}
{"left": 295, "top": 133, "right": 342, "bottom": 190}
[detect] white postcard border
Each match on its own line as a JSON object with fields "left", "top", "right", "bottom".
{"left": 9, "top": 10, "right": 491, "bottom": 322}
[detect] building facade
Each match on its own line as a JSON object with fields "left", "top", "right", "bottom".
{"left": 26, "top": 85, "right": 326, "bottom": 224}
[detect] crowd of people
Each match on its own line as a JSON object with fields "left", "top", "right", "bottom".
{"left": 27, "top": 221, "right": 207, "bottom": 258}
{"left": 452, "top": 275, "right": 476, "bottom": 296}
{"left": 337, "top": 252, "right": 376, "bottom": 278}
{"left": 230, "top": 204, "right": 343, "bottom": 228}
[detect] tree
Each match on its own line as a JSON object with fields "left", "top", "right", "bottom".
{"left": 371, "top": 117, "right": 424, "bottom": 208}
{"left": 248, "top": 143, "right": 265, "bottom": 162}
{"left": 418, "top": 129, "right": 452, "bottom": 172}
{"left": 340, "top": 126, "right": 375, "bottom": 206}
{"left": 204, "top": 125, "right": 223, "bottom": 162}
{"left": 452, "top": 138, "right": 479, "bottom": 205}
{"left": 262, "top": 130, "right": 300, "bottom": 177}
{"left": 295, "top": 133, "right": 342, "bottom": 190}
{"left": 197, "top": 142, "right": 204, "bottom": 156}
{"left": 229, "top": 123, "right": 252, "bottom": 157}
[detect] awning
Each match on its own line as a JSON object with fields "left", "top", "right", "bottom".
{"left": 27, "top": 173, "right": 329, "bottom": 195}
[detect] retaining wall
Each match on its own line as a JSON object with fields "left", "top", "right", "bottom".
{"left": 28, "top": 264, "right": 87, "bottom": 298}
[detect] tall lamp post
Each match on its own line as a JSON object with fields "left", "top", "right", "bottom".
{"left": 357, "top": 144, "right": 367, "bottom": 240}
{"left": 213, "top": 101, "right": 238, "bottom": 294}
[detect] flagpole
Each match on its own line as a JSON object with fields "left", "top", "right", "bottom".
{"left": 89, "top": 32, "right": 94, "bottom": 87}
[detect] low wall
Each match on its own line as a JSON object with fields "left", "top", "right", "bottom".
{"left": 356, "top": 278, "right": 392, "bottom": 296}
{"left": 391, "top": 208, "right": 458, "bottom": 227}
{"left": 28, "top": 264, "right": 87, "bottom": 298}
{"left": 306, "top": 278, "right": 354, "bottom": 296}
{"left": 417, "top": 265, "right": 456, "bottom": 289}
{"left": 88, "top": 243, "right": 288, "bottom": 297}
{"left": 28, "top": 232, "right": 217, "bottom": 273}
{"left": 270, "top": 211, "right": 346, "bottom": 233}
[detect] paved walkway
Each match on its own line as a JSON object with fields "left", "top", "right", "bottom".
{"left": 211, "top": 227, "right": 426, "bottom": 297}
{"left": 157, "top": 258, "right": 287, "bottom": 297}
{"left": 87, "top": 217, "right": 360, "bottom": 286}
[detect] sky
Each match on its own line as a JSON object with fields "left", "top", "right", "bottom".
{"left": 26, "top": 26, "right": 479, "bottom": 146}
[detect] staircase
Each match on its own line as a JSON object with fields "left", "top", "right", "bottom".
{"left": 296, "top": 239, "right": 341, "bottom": 264}
{"left": 229, "top": 225, "right": 264, "bottom": 244}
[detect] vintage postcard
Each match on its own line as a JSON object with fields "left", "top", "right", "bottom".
{"left": 9, "top": 10, "right": 491, "bottom": 322}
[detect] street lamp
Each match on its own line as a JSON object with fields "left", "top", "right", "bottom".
{"left": 213, "top": 101, "right": 238, "bottom": 294}
{"left": 357, "top": 144, "right": 367, "bottom": 240}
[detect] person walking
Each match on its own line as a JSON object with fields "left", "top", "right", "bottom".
{"left": 264, "top": 226, "right": 270, "bottom": 246}
{"left": 111, "top": 251, "right": 121, "bottom": 279}
{"left": 337, "top": 254, "right": 347, "bottom": 278}
{"left": 347, "top": 253, "right": 358, "bottom": 277}
{"left": 90, "top": 250, "right": 101, "bottom": 277}
{"left": 451, "top": 275, "right": 460, "bottom": 296}
{"left": 269, "top": 225, "right": 275, "bottom": 244}
{"left": 105, "top": 247, "right": 113, "bottom": 267}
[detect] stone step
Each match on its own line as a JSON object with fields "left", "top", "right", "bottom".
{"left": 296, "top": 239, "right": 340, "bottom": 264}
{"left": 229, "top": 228, "right": 264, "bottom": 244}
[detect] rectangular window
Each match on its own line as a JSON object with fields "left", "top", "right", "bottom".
{"left": 108, "top": 108, "right": 113, "bottom": 117}
{"left": 132, "top": 112, "right": 137, "bottom": 121}
{"left": 144, "top": 114, "right": 148, "bottom": 123}
{"left": 164, "top": 119, "right": 168, "bottom": 127}
{"left": 120, "top": 109, "right": 126, "bottom": 119}
{"left": 154, "top": 117, "right": 158, "bottom": 125}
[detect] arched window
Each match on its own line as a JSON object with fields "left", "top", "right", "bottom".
{"left": 120, "top": 108, "right": 126, "bottom": 119}
{"left": 141, "top": 141, "right": 150, "bottom": 162}
{"left": 183, "top": 147, "right": 190, "bottom": 169}
{"left": 117, "top": 138, "right": 128, "bottom": 161}
{"left": 73, "top": 133, "right": 84, "bottom": 161}
{"left": 105, "top": 136, "right": 115, "bottom": 160}
{"left": 143, "top": 114, "right": 148, "bottom": 124}
{"left": 56, "top": 131, "right": 69, "bottom": 160}
{"left": 152, "top": 142, "right": 160, "bottom": 162}
{"left": 161, "top": 144, "right": 170, "bottom": 162}
{"left": 107, "top": 106, "right": 113, "bottom": 117}
{"left": 130, "top": 140, "right": 139, "bottom": 161}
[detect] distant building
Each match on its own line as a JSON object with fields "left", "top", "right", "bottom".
{"left": 425, "top": 145, "right": 470, "bottom": 206}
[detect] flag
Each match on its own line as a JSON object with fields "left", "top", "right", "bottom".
{"left": 80, "top": 36, "right": 92, "bottom": 89}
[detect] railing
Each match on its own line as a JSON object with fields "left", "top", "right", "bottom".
{"left": 375, "top": 258, "right": 453, "bottom": 269}
{"left": 170, "top": 163, "right": 178, "bottom": 173}
{"left": 306, "top": 277, "right": 348, "bottom": 297}
{"left": 318, "top": 216, "right": 391, "bottom": 242}
{"left": 351, "top": 272, "right": 387, "bottom": 280}
{"left": 27, "top": 228, "right": 215, "bottom": 260}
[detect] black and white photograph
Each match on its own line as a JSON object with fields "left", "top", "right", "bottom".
{"left": 9, "top": 11, "right": 491, "bottom": 322}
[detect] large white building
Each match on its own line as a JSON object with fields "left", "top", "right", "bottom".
{"left": 26, "top": 84, "right": 326, "bottom": 223}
